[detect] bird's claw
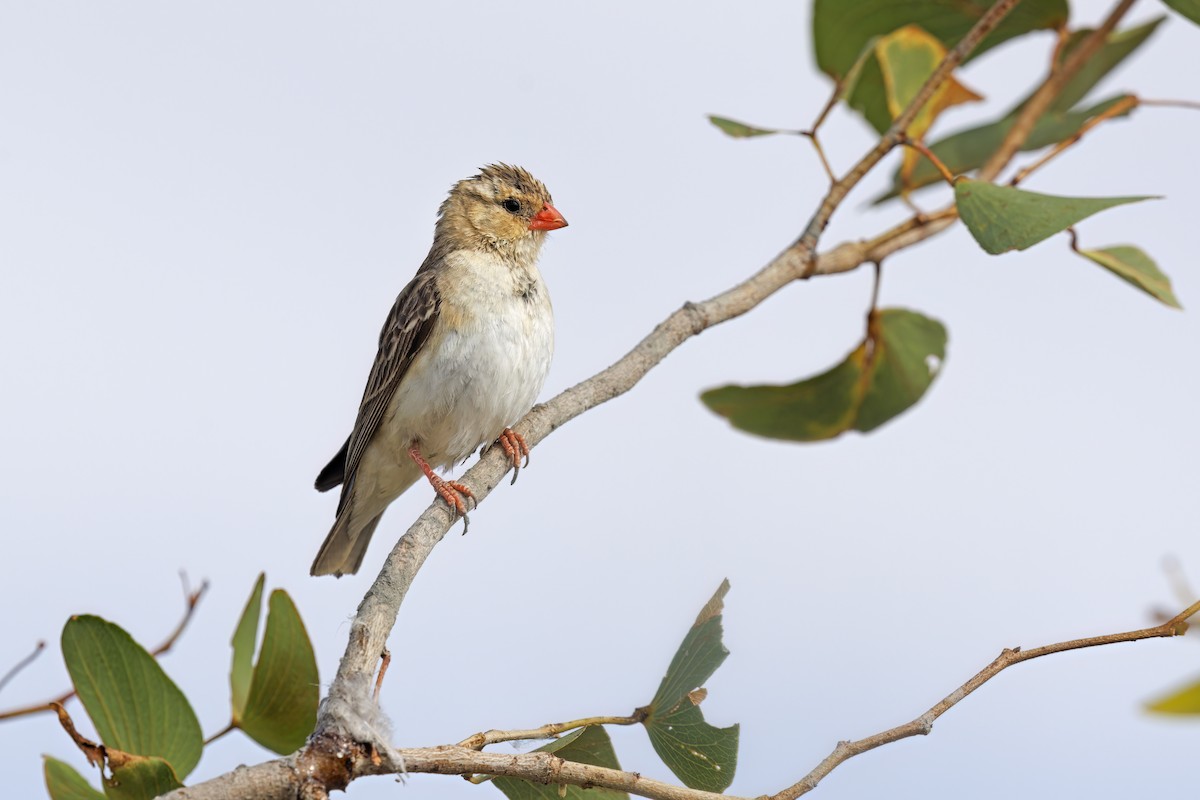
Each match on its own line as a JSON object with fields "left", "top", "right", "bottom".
{"left": 498, "top": 428, "right": 531, "bottom": 485}
{"left": 429, "top": 475, "right": 475, "bottom": 529}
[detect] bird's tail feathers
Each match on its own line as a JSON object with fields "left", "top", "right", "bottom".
{"left": 311, "top": 509, "right": 384, "bottom": 577}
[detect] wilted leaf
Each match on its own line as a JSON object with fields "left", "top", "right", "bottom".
{"left": 61, "top": 616, "right": 202, "bottom": 779}
{"left": 708, "top": 116, "right": 785, "bottom": 138}
{"left": 493, "top": 726, "right": 627, "bottom": 800}
{"left": 642, "top": 581, "right": 738, "bottom": 792}
{"left": 231, "top": 573, "right": 266, "bottom": 719}
{"left": 702, "top": 309, "right": 946, "bottom": 442}
{"left": 1076, "top": 246, "right": 1181, "bottom": 308}
{"left": 238, "top": 590, "right": 319, "bottom": 755}
{"left": 1147, "top": 675, "right": 1200, "bottom": 714}
{"left": 955, "top": 179, "right": 1155, "bottom": 254}
{"left": 44, "top": 756, "right": 105, "bottom": 800}
{"left": 104, "top": 757, "right": 183, "bottom": 800}
{"left": 1161, "top": 0, "right": 1200, "bottom": 27}
{"left": 814, "top": 0, "right": 1067, "bottom": 132}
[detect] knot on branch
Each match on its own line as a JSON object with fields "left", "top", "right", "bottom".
{"left": 681, "top": 301, "right": 709, "bottom": 335}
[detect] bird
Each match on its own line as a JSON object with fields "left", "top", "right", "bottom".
{"left": 311, "top": 164, "right": 567, "bottom": 577}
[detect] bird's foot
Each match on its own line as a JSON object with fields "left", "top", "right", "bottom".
{"left": 429, "top": 474, "right": 475, "bottom": 532}
{"left": 409, "top": 444, "right": 476, "bottom": 531}
{"left": 498, "top": 427, "right": 530, "bottom": 485}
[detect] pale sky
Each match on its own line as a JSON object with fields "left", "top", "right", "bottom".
{"left": 2, "top": 2, "right": 1198, "bottom": 799}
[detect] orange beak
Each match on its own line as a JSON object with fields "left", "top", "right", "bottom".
{"left": 529, "top": 202, "right": 568, "bottom": 231}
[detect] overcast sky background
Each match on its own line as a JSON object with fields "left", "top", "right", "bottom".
{"left": 2, "top": 2, "right": 1198, "bottom": 798}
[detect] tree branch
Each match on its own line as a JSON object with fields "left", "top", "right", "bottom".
{"left": 776, "top": 597, "right": 1200, "bottom": 798}
{"left": 163, "top": 599, "right": 1200, "bottom": 800}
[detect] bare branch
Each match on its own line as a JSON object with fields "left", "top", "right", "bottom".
{"left": 459, "top": 712, "right": 646, "bottom": 750}
{"left": 776, "top": 598, "right": 1200, "bottom": 798}
{"left": 0, "top": 641, "right": 45, "bottom": 697}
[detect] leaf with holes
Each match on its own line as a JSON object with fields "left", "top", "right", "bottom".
{"left": 493, "top": 726, "right": 627, "bottom": 800}
{"left": 61, "top": 616, "right": 202, "bottom": 779}
{"left": 237, "top": 589, "right": 319, "bottom": 754}
{"left": 955, "top": 180, "right": 1155, "bottom": 255}
{"left": 1076, "top": 246, "right": 1181, "bottom": 308}
{"left": 44, "top": 757, "right": 105, "bottom": 800}
{"left": 1147, "top": 675, "right": 1200, "bottom": 714}
{"left": 813, "top": 0, "right": 1066, "bottom": 132}
{"left": 702, "top": 309, "right": 946, "bottom": 442}
{"left": 105, "top": 757, "right": 184, "bottom": 800}
{"left": 230, "top": 573, "right": 265, "bottom": 719}
{"left": 641, "top": 580, "right": 738, "bottom": 792}
{"left": 708, "top": 116, "right": 785, "bottom": 138}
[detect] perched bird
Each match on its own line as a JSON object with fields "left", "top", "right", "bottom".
{"left": 311, "top": 164, "right": 567, "bottom": 577}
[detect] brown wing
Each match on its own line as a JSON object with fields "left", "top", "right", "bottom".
{"left": 316, "top": 268, "right": 440, "bottom": 512}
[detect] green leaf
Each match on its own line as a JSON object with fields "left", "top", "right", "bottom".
{"left": 104, "top": 757, "right": 184, "bottom": 800}
{"left": 61, "top": 616, "right": 203, "bottom": 779}
{"left": 1147, "top": 675, "right": 1200, "bottom": 714}
{"left": 642, "top": 581, "right": 738, "bottom": 792}
{"left": 955, "top": 179, "right": 1155, "bottom": 255}
{"left": 708, "top": 116, "right": 785, "bottom": 138}
{"left": 813, "top": 0, "right": 1067, "bottom": 131}
{"left": 231, "top": 572, "right": 266, "bottom": 719}
{"left": 877, "top": 95, "right": 1135, "bottom": 200}
{"left": 702, "top": 309, "right": 947, "bottom": 442}
{"left": 1047, "top": 18, "right": 1163, "bottom": 114}
{"left": 1076, "top": 245, "right": 1181, "bottom": 308}
{"left": 44, "top": 756, "right": 105, "bottom": 800}
{"left": 238, "top": 589, "right": 319, "bottom": 755}
{"left": 1161, "top": 0, "right": 1200, "bottom": 27}
{"left": 493, "top": 726, "right": 628, "bottom": 800}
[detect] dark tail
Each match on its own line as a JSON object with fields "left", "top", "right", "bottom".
{"left": 315, "top": 436, "right": 349, "bottom": 492}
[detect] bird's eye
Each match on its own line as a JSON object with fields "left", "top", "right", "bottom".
{"left": 502, "top": 198, "right": 521, "bottom": 213}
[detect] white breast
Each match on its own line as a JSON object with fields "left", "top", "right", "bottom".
{"left": 384, "top": 248, "right": 554, "bottom": 468}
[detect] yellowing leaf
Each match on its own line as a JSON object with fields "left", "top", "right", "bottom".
{"left": 1076, "top": 246, "right": 1181, "bottom": 308}
{"left": 875, "top": 26, "right": 982, "bottom": 185}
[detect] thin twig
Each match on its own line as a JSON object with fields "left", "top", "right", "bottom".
{"left": 899, "top": 135, "right": 957, "bottom": 185}
{"left": 203, "top": 721, "right": 237, "bottom": 747}
{"left": 1137, "top": 98, "right": 1200, "bottom": 112}
{"left": 0, "top": 641, "right": 45, "bottom": 696}
{"left": 775, "top": 598, "right": 1200, "bottom": 799}
{"left": 458, "top": 713, "right": 646, "bottom": 750}
{"left": 374, "top": 648, "right": 391, "bottom": 702}
{"left": 0, "top": 575, "right": 208, "bottom": 722}
{"left": 800, "top": 80, "right": 845, "bottom": 183}
{"left": 1010, "top": 95, "right": 1139, "bottom": 185}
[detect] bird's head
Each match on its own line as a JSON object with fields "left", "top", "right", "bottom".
{"left": 437, "top": 164, "right": 567, "bottom": 256}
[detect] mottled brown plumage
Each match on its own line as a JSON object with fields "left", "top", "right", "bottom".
{"left": 312, "top": 165, "right": 567, "bottom": 577}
